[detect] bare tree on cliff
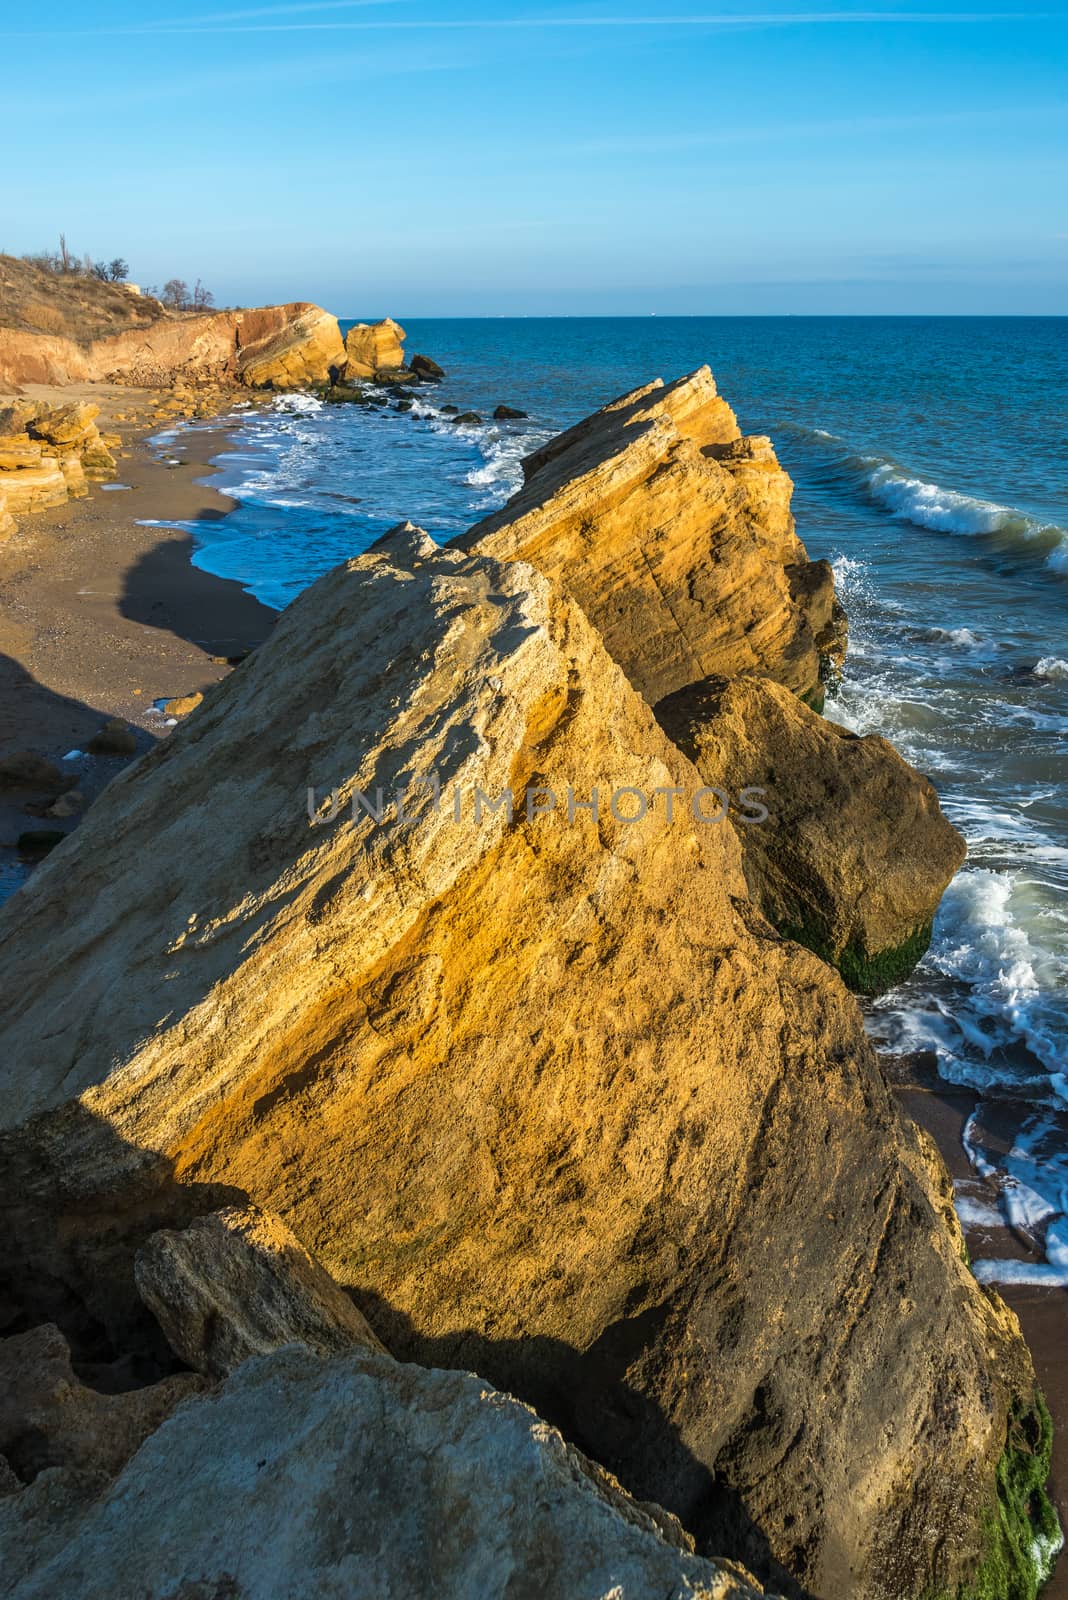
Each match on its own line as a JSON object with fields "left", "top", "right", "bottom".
{"left": 107, "top": 258, "right": 129, "bottom": 283}
{"left": 191, "top": 279, "right": 214, "bottom": 311}
{"left": 162, "top": 278, "right": 190, "bottom": 310}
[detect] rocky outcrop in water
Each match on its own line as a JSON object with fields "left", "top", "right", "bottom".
{"left": 655, "top": 672, "right": 967, "bottom": 992}
{"left": 341, "top": 315, "right": 407, "bottom": 379}
{"left": 462, "top": 368, "right": 844, "bottom": 708}
{"left": 0, "top": 513, "right": 1048, "bottom": 1599}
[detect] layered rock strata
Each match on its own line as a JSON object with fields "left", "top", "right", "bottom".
{"left": 0, "top": 400, "right": 117, "bottom": 527}
{"left": 0, "top": 302, "right": 345, "bottom": 391}
{"left": 0, "top": 523, "right": 1048, "bottom": 1599}
{"left": 461, "top": 367, "right": 845, "bottom": 707}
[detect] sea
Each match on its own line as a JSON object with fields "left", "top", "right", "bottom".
{"left": 156, "top": 316, "right": 1068, "bottom": 1286}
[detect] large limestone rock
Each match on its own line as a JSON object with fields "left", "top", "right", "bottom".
{"left": 656, "top": 673, "right": 967, "bottom": 992}
{"left": 26, "top": 400, "right": 101, "bottom": 452}
{"left": 235, "top": 303, "right": 346, "bottom": 389}
{"left": 461, "top": 367, "right": 840, "bottom": 706}
{"left": 0, "top": 455, "right": 69, "bottom": 513}
{"left": 343, "top": 315, "right": 406, "bottom": 378}
{"left": 27, "top": 401, "right": 117, "bottom": 480}
{"left": 0, "top": 1342, "right": 768, "bottom": 1600}
{"left": 135, "top": 1204, "right": 386, "bottom": 1376}
{"left": 0, "top": 526, "right": 1046, "bottom": 1598}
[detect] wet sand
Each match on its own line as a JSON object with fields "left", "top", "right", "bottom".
{"left": 898, "top": 1083, "right": 1068, "bottom": 1596}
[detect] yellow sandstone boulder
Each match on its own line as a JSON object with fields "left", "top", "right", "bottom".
{"left": 462, "top": 367, "right": 840, "bottom": 707}
{"left": 0, "top": 522, "right": 1043, "bottom": 1600}
{"left": 342, "top": 316, "right": 406, "bottom": 379}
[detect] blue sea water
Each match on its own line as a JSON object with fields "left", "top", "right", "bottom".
{"left": 158, "top": 315, "right": 1068, "bottom": 1282}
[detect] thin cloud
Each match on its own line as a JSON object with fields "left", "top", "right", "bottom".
{"left": 577, "top": 101, "right": 1068, "bottom": 154}
{"left": 140, "top": 0, "right": 407, "bottom": 23}
{"left": 5, "top": 10, "right": 1050, "bottom": 38}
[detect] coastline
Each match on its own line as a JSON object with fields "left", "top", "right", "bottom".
{"left": 0, "top": 359, "right": 1062, "bottom": 1593}
{"left": 898, "top": 1080, "right": 1068, "bottom": 1597}
{"left": 0, "top": 382, "right": 275, "bottom": 867}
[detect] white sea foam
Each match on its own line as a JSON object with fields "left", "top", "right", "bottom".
{"left": 929, "top": 869, "right": 1067, "bottom": 1087}
{"left": 917, "top": 625, "right": 983, "bottom": 648}
{"left": 270, "top": 392, "right": 323, "bottom": 415}
{"left": 951, "top": 1188, "right": 1003, "bottom": 1231}
{"left": 962, "top": 1112, "right": 1068, "bottom": 1287}
{"left": 1034, "top": 656, "right": 1068, "bottom": 680}
{"left": 465, "top": 422, "right": 554, "bottom": 505}
{"left": 971, "top": 1218, "right": 1068, "bottom": 1288}
{"left": 803, "top": 425, "right": 1068, "bottom": 568}
{"left": 863, "top": 461, "right": 1021, "bottom": 536}
{"left": 829, "top": 553, "right": 872, "bottom": 601}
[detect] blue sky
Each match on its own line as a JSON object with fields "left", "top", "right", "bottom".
{"left": 2, "top": 1, "right": 1065, "bottom": 314}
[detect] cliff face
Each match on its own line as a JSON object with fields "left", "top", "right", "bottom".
{"left": 462, "top": 367, "right": 960, "bottom": 991}
{"left": 0, "top": 521, "right": 1046, "bottom": 1598}
{"left": 461, "top": 368, "right": 844, "bottom": 709}
{"left": 0, "top": 300, "right": 345, "bottom": 390}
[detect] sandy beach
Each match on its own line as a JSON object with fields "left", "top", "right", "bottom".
{"left": 0, "top": 384, "right": 275, "bottom": 864}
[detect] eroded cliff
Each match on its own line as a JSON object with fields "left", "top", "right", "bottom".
{"left": 0, "top": 298, "right": 344, "bottom": 391}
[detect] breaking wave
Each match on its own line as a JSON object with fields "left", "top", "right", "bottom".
{"left": 794, "top": 424, "right": 1068, "bottom": 572}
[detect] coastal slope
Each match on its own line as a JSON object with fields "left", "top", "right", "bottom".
{"left": 0, "top": 253, "right": 344, "bottom": 390}
{"left": 0, "top": 521, "right": 1049, "bottom": 1599}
